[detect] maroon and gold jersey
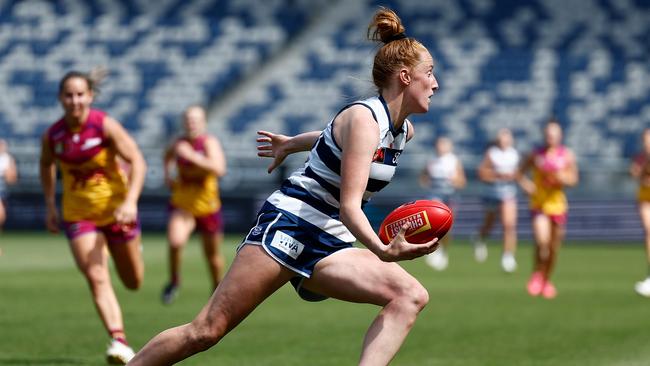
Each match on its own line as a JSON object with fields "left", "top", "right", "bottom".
{"left": 633, "top": 153, "right": 650, "bottom": 202}
{"left": 529, "top": 145, "right": 570, "bottom": 215}
{"left": 170, "top": 135, "right": 221, "bottom": 216}
{"left": 47, "top": 109, "right": 128, "bottom": 225}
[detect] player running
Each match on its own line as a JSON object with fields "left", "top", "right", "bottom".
{"left": 631, "top": 128, "right": 650, "bottom": 297}
{"left": 473, "top": 128, "right": 520, "bottom": 272}
{"left": 419, "top": 136, "right": 466, "bottom": 271}
{"left": 40, "top": 70, "right": 146, "bottom": 364}
{"left": 161, "top": 105, "right": 227, "bottom": 304}
{"left": 518, "top": 119, "right": 578, "bottom": 299}
{"left": 128, "top": 7, "right": 439, "bottom": 365}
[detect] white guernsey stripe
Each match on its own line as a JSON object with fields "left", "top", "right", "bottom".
{"left": 267, "top": 191, "right": 356, "bottom": 243}
{"left": 286, "top": 95, "right": 408, "bottom": 207}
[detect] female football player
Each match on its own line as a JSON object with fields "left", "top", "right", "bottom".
{"left": 473, "top": 128, "right": 520, "bottom": 272}
{"left": 631, "top": 128, "right": 650, "bottom": 297}
{"left": 129, "top": 7, "right": 440, "bottom": 365}
{"left": 0, "top": 138, "right": 17, "bottom": 255}
{"left": 518, "top": 120, "right": 578, "bottom": 299}
{"left": 40, "top": 70, "right": 146, "bottom": 364}
{"left": 419, "top": 136, "right": 466, "bottom": 270}
{"left": 161, "top": 105, "right": 227, "bottom": 304}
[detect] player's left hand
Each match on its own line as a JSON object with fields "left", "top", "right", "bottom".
{"left": 256, "top": 130, "right": 290, "bottom": 173}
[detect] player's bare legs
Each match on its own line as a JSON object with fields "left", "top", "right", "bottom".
{"left": 128, "top": 245, "right": 294, "bottom": 366}
{"left": 477, "top": 209, "right": 497, "bottom": 240}
{"left": 501, "top": 200, "right": 518, "bottom": 255}
{"left": 167, "top": 210, "right": 195, "bottom": 283}
{"left": 640, "top": 202, "right": 650, "bottom": 266}
{"left": 108, "top": 234, "right": 144, "bottom": 290}
{"left": 162, "top": 210, "right": 195, "bottom": 303}
{"left": 303, "top": 248, "right": 429, "bottom": 366}
{"left": 532, "top": 214, "right": 552, "bottom": 274}
{"left": 634, "top": 202, "right": 650, "bottom": 296}
{"left": 528, "top": 215, "right": 551, "bottom": 296}
{"left": 69, "top": 232, "right": 125, "bottom": 337}
{"left": 500, "top": 199, "right": 518, "bottom": 272}
{"left": 0, "top": 200, "right": 5, "bottom": 255}
{"left": 201, "top": 231, "right": 225, "bottom": 290}
{"left": 546, "top": 222, "right": 565, "bottom": 278}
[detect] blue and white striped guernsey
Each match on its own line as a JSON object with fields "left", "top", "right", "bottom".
{"left": 264, "top": 95, "right": 409, "bottom": 245}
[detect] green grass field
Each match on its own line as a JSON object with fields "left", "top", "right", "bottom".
{"left": 1, "top": 232, "right": 649, "bottom": 366}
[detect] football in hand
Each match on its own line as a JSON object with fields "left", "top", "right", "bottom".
{"left": 378, "top": 200, "right": 453, "bottom": 244}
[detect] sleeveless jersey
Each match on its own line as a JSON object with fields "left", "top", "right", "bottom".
{"left": 265, "top": 95, "right": 409, "bottom": 244}
{"left": 633, "top": 153, "right": 650, "bottom": 202}
{"left": 170, "top": 135, "right": 221, "bottom": 216}
{"left": 483, "top": 146, "right": 519, "bottom": 200}
{"left": 47, "top": 109, "right": 128, "bottom": 225}
{"left": 424, "top": 152, "right": 459, "bottom": 199}
{"left": 529, "top": 145, "right": 570, "bottom": 215}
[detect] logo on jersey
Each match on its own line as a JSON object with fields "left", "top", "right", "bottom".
{"left": 372, "top": 147, "right": 402, "bottom": 166}
{"left": 270, "top": 230, "right": 305, "bottom": 259}
{"left": 81, "top": 137, "right": 102, "bottom": 151}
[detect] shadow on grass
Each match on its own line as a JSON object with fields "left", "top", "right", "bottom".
{"left": 0, "top": 358, "right": 87, "bottom": 365}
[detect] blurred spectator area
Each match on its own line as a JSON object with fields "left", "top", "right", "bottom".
{"left": 0, "top": 0, "right": 648, "bottom": 197}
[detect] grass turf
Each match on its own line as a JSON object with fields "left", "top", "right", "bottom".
{"left": 0, "top": 232, "right": 648, "bottom": 365}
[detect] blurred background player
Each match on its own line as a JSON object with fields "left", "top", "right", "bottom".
{"left": 631, "top": 128, "right": 650, "bottom": 297}
{"left": 0, "top": 138, "right": 18, "bottom": 255}
{"left": 128, "top": 7, "right": 440, "bottom": 365}
{"left": 473, "top": 128, "right": 520, "bottom": 272}
{"left": 161, "top": 105, "right": 227, "bottom": 304}
{"left": 39, "top": 70, "right": 147, "bottom": 364}
{"left": 518, "top": 119, "right": 578, "bottom": 299}
{"left": 419, "top": 136, "right": 466, "bottom": 270}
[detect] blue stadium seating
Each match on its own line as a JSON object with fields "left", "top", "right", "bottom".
{"left": 0, "top": 0, "right": 649, "bottom": 186}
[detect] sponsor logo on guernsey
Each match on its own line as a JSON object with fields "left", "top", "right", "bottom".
{"left": 384, "top": 211, "right": 431, "bottom": 240}
{"left": 270, "top": 230, "right": 305, "bottom": 260}
{"left": 80, "top": 137, "right": 102, "bottom": 151}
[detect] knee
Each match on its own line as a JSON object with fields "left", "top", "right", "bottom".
{"left": 393, "top": 281, "right": 429, "bottom": 314}
{"left": 409, "top": 283, "right": 429, "bottom": 312}
{"left": 83, "top": 266, "right": 110, "bottom": 292}
{"left": 503, "top": 222, "right": 516, "bottom": 233}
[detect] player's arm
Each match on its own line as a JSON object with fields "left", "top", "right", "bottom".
{"left": 337, "top": 106, "right": 437, "bottom": 262}
{"left": 162, "top": 142, "right": 176, "bottom": 187}
{"left": 517, "top": 153, "right": 536, "bottom": 195}
{"left": 174, "top": 136, "right": 227, "bottom": 177}
{"left": 4, "top": 153, "right": 17, "bottom": 184}
{"left": 477, "top": 154, "right": 497, "bottom": 183}
{"left": 256, "top": 130, "right": 321, "bottom": 173}
{"left": 630, "top": 155, "right": 643, "bottom": 179}
{"left": 104, "top": 116, "right": 147, "bottom": 223}
{"left": 39, "top": 132, "right": 59, "bottom": 233}
{"left": 452, "top": 159, "right": 466, "bottom": 189}
{"left": 557, "top": 150, "right": 579, "bottom": 187}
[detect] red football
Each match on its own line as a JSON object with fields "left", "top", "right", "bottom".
{"left": 378, "top": 200, "right": 453, "bottom": 244}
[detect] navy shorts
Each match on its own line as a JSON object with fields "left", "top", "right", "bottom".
{"left": 239, "top": 202, "right": 354, "bottom": 301}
